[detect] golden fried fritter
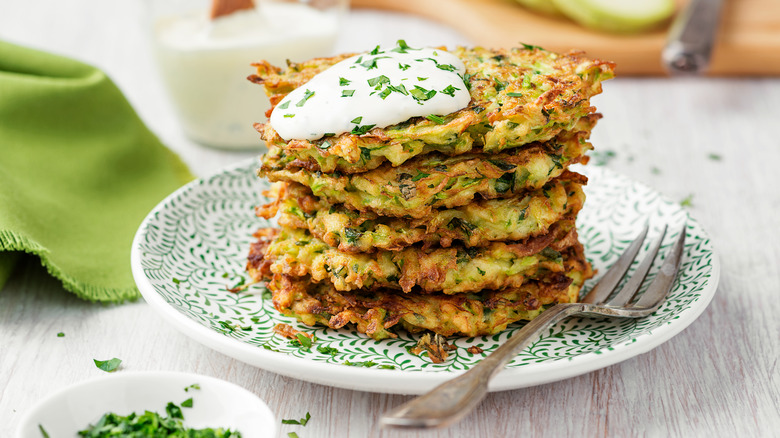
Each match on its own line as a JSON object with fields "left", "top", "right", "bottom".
{"left": 249, "top": 45, "right": 614, "bottom": 173}
{"left": 259, "top": 115, "right": 594, "bottom": 219}
{"left": 258, "top": 173, "right": 586, "bottom": 253}
{"left": 263, "top": 246, "right": 591, "bottom": 340}
{"left": 247, "top": 220, "right": 583, "bottom": 295}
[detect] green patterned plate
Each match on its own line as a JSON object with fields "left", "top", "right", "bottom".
{"left": 131, "top": 160, "right": 719, "bottom": 394}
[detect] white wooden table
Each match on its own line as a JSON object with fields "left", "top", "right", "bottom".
{"left": 1, "top": 1, "right": 779, "bottom": 436}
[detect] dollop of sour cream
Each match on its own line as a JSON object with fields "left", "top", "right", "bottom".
{"left": 269, "top": 41, "right": 471, "bottom": 141}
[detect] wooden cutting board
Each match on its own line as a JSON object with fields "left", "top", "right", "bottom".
{"left": 353, "top": 0, "right": 780, "bottom": 76}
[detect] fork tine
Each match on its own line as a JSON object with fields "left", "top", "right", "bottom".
{"left": 581, "top": 223, "right": 649, "bottom": 304}
{"left": 633, "top": 224, "right": 686, "bottom": 309}
{"left": 606, "top": 225, "right": 668, "bottom": 307}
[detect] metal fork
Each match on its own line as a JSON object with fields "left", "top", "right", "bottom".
{"left": 381, "top": 223, "right": 686, "bottom": 429}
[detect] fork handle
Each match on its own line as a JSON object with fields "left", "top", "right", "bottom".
{"left": 381, "top": 303, "right": 581, "bottom": 429}
{"left": 662, "top": 0, "right": 725, "bottom": 74}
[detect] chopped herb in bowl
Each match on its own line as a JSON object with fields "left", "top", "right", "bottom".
{"left": 77, "top": 400, "right": 241, "bottom": 437}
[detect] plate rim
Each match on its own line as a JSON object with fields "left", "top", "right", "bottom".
{"left": 130, "top": 159, "right": 720, "bottom": 394}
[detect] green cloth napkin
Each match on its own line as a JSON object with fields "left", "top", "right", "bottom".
{"left": 0, "top": 40, "right": 194, "bottom": 302}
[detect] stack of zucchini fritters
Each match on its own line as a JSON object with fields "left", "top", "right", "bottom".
{"left": 247, "top": 45, "right": 614, "bottom": 340}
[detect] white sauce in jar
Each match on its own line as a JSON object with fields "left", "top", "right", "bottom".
{"left": 153, "top": 3, "right": 340, "bottom": 149}
{"left": 269, "top": 42, "right": 470, "bottom": 141}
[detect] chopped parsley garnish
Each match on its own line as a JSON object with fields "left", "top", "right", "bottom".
{"left": 506, "top": 92, "right": 523, "bottom": 97}
{"left": 369, "top": 45, "right": 381, "bottom": 55}
{"left": 184, "top": 383, "right": 201, "bottom": 392}
{"left": 391, "top": 39, "right": 413, "bottom": 53}
{"left": 219, "top": 320, "right": 236, "bottom": 332}
{"left": 367, "top": 75, "right": 390, "bottom": 87}
{"left": 166, "top": 402, "right": 183, "bottom": 419}
{"left": 680, "top": 194, "right": 694, "bottom": 207}
{"left": 361, "top": 56, "right": 389, "bottom": 70}
{"left": 77, "top": 403, "right": 241, "bottom": 437}
{"left": 351, "top": 124, "right": 375, "bottom": 135}
{"left": 398, "top": 63, "right": 411, "bottom": 71}
{"left": 39, "top": 424, "right": 50, "bottom": 438}
{"left": 387, "top": 83, "right": 408, "bottom": 95}
{"left": 317, "top": 345, "right": 339, "bottom": 355}
{"left": 318, "top": 140, "right": 332, "bottom": 150}
{"left": 278, "top": 101, "right": 290, "bottom": 109}
{"left": 181, "top": 398, "right": 193, "bottom": 408}
{"left": 296, "top": 89, "right": 315, "bottom": 107}
{"left": 521, "top": 42, "right": 544, "bottom": 51}
{"left": 477, "top": 267, "right": 486, "bottom": 276}
{"left": 426, "top": 114, "right": 446, "bottom": 125}
{"left": 417, "top": 76, "right": 428, "bottom": 81}
{"left": 93, "top": 358, "right": 121, "bottom": 373}
{"left": 57, "top": 332, "right": 65, "bottom": 337}
{"left": 283, "top": 114, "right": 295, "bottom": 118}
{"left": 339, "top": 77, "right": 350, "bottom": 86}
{"left": 344, "top": 360, "right": 377, "bottom": 367}
{"left": 341, "top": 89, "right": 355, "bottom": 97}
{"left": 441, "top": 85, "right": 459, "bottom": 96}
{"left": 410, "top": 85, "right": 436, "bottom": 102}
{"left": 288, "top": 433, "right": 299, "bottom": 438}
{"left": 708, "top": 153, "right": 722, "bottom": 161}
{"left": 289, "top": 334, "right": 316, "bottom": 352}
{"left": 435, "top": 63, "right": 457, "bottom": 72}
{"left": 350, "top": 116, "right": 363, "bottom": 124}
{"left": 296, "top": 333, "right": 312, "bottom": 349}
{"left": 282, "top": 412, "right": 311, "bottom": 426}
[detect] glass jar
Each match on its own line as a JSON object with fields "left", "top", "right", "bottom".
{"left": 146, "top": 0, "right": 348, "bottom": 150}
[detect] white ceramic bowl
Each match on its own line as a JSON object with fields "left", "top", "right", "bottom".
{"left": 16, "top": 371, "right": 275, "bottom": 438}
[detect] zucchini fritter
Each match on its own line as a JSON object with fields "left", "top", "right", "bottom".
{"left": 248, "top": 220, "right": 582, "bottom": 294}
{"left": 259, "top": 116, "right": 594, "bottom": 219}
{"left": 264, "top": 245, "right": 591, "bottom": 340}
{"left": 250, "top": 46, "right": 614, "bottom": 173}
{"left": 258, "top": 174, "right": 586, "bottom": 252}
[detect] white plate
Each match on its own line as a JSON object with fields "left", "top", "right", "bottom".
{"left": 131, "top": 160, "right": 719, "bottom": 394}
{"left": 16, "top": 371, "right": 275, "bottom": 438}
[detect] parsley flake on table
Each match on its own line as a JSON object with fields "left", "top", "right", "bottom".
{"left": 282, "top": 412, "right": 311, "bottom": 426}
{"left": 57, "top": 332, "right": 64, "bottom": 337}
{"left": 93, "top": 357, "right": 121, "bottom": 373}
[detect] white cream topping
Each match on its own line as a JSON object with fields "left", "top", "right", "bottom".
{"left": 269, "top": 41, "right": 470, "bottom": 141}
